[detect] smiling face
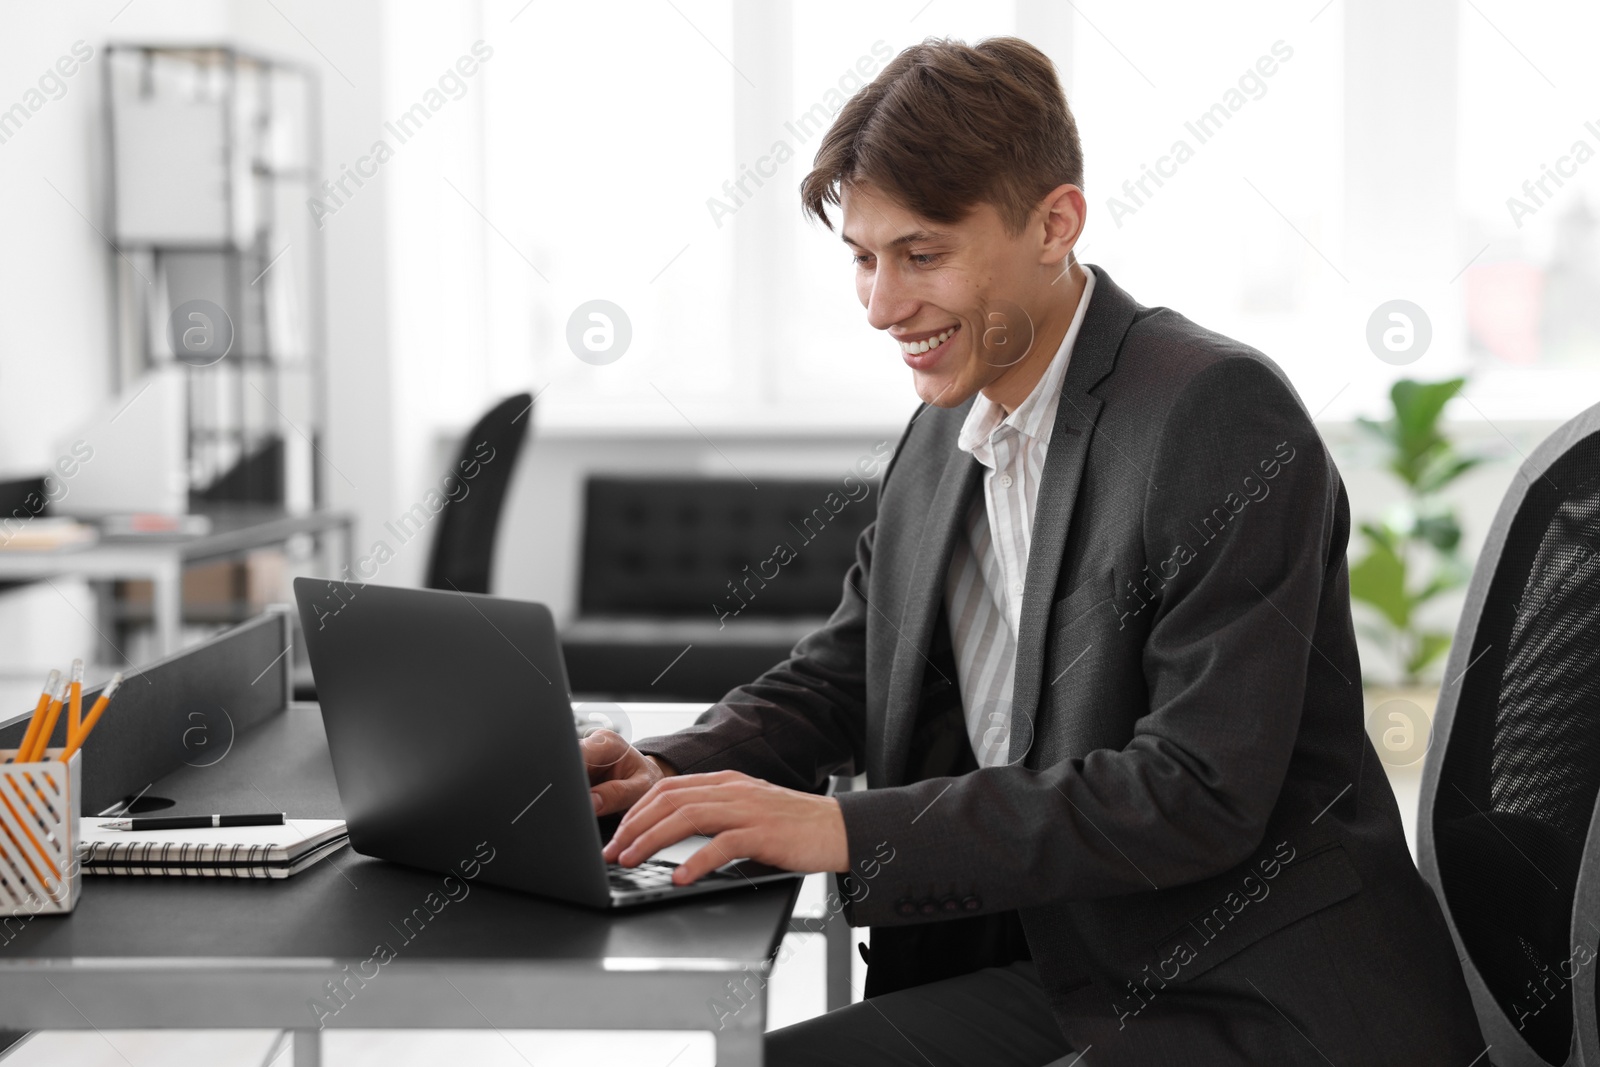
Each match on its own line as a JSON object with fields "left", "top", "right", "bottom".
{"left": 841, "top": 180, "right": 1087, "bottom": 412}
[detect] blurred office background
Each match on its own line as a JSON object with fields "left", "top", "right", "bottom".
{"left": 1, "top": 0, "right": 1598, "bottom": 1062}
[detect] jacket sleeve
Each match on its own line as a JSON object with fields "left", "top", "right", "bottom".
{"left": 834, "top": 356, "right": 1342, "bottom": 923}
{"left": 632, "top": 520, "right": 874, "bottom": 793}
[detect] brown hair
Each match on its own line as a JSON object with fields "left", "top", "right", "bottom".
{"left": 800, "top": 36, "right": 1083, "bottom": 236}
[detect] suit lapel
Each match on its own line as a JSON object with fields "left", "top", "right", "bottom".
{"left": 880, "top": 441, "right": 980, "bottom": 787}
{"left": 1010, "top": 266, "right": 1140, "bottom": 750}
{"left": 873, "top": 265, "right": 1141, "bottom": 784}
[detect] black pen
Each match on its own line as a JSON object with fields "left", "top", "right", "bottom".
{"left": 100, "top": 813, "right": 286, "bottom": 831}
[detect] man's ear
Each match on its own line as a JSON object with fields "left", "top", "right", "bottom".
{"left": 1037, "top": 182, "right": 1086, "bottom": 266}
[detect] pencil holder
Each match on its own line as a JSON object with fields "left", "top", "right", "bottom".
{"left": 0, "top": 750, "right": 81, "bottom": 917}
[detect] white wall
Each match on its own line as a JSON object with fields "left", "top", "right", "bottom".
{"left": 0, "top": 0, "right": 493, "bottom": 676}
{"left": 0, "top": 1, "right": 231, "bottom": 674}
{"left": 0, "top": 1, "right": 226, "bottom": 473}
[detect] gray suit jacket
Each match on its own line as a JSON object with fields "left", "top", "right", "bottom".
{"left": 637, "top": 266, "right": 1483, "bottom": 1064}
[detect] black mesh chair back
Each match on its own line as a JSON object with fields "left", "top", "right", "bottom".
{"left": 1575, "top": 807, "right": 1600, "bottom": 1065}
{"left": 423, "top": 392, "right": 533, "bottom": 595}
{"left": 1421, "top": 400, "right": 1600, "bottom": 1066}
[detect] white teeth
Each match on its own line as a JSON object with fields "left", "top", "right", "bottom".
{"left": 900, "top": 327, "right": 956, "bottom": 354}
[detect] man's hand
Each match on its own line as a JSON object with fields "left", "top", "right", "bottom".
{"left": 601, "top": 770, "right": 849, "bottom": 885}
{"left": 582, "top": 729, "right": 675, "bottom": 816}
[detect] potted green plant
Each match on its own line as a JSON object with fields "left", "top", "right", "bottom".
{"left": 1348, "top": 378, "right": 1486, "bottom": 724}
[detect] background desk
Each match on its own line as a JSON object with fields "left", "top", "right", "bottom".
{"left": 0, "top": 701, "right": 800, "bottom": 1066}
{"left": 0, "top": 508, "right": 353, "bottom": 659}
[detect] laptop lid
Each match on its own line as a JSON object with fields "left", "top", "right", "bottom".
{"left": 293, "top": 578, "right": 613, "bottom": 908}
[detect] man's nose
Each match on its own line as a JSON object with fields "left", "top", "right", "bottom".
{"left": 865, "top": 270, "right": 915, "bottom": 333}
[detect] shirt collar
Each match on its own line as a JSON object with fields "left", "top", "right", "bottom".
{"left": 957, "top": 268, "right": 1097, "bottom": 457}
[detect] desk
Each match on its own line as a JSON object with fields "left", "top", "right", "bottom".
{"left": 0, "top": 508, "right": 354, "bottom": 659}
{"left": 0, "top": 702, "right": 800, "bottom": 1066}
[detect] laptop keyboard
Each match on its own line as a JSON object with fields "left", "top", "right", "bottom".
{"left": 606, "top": 858, "right": 740, "bottom": 892}
{"left": 607, "top": 858, "right": 678, "bottom": 890}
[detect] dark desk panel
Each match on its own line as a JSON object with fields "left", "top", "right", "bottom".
{"left": 0, "top": 704, "right": 795, "bottom": 1059}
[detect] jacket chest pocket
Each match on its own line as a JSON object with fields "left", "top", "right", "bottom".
{"left": 1030, "top": 569, "right": 1140, "bottom": 764}
{"left": 1044, "top": 569, "right": 1118, "bottom": 691}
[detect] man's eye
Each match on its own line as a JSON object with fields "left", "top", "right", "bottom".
{"left": 852, "top": 253, "right": 872, "bottom": 266}
{"left": 910, "top": 253, "right": 940, "bottom": 266}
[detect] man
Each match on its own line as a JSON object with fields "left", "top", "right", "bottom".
{"left": 584, "top": 36, "right": 1485, "bottom": 1066}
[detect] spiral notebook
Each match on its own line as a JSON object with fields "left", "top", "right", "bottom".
{"left": 76, "top": 818, "right": 348, "bottom": 879}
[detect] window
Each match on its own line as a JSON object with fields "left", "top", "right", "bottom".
{"left": 482, "top": 0, "right": 737, "bottom": 429}
{"left": 480, "top": 1, "right": 1595, "bottom": 431}
{"left": 1068, "top": 1, "right": 1346, "bottom": 415}
{"left": 1456, "top": 0, "right": 1600, "bottom": 418}
{"left": 483, "top": 0, "right": 1026, "bottom": 432}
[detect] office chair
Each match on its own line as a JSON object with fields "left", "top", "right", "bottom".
{"left": 0, "top": 477, "right": 48, "bottom": 596}
{"left": 424, "top": 392, "right": 534, "bottom": 595}
{"left": 293, "top": 393, "right": 533, "bottom": 701}
{"left": 1419, "top": 399, "right": 1600, "bottom": 1067}
{"left": 1576, "top": 811, "right": 1600, "bottom": 1065}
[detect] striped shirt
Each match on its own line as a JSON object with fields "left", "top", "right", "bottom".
{"left": 944, "top": 270, "right": 1097, "bottom": 767}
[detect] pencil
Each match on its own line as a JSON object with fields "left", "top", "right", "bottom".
{"left": 66, "top": 658, "right": 83, "bottom": 746}
{"left": 60, "top": 672, "right": 123, "bottom": 762}
{"left": 10, "top": 669, "right": 59, "bottom": 764}
{"left": 23, "top": 679, "right": 67, "bottom": 763}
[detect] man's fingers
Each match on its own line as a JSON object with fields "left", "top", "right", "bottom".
{"left": 633, "top": 768, "right": 743, "bottom": 795}
{"left": 616, "top": 799, "right": 717, "bottom": 860}
{"left": 603, "top": 789, "right": 667, "bottom": 860}
{"left": 609, "top": 779, "right": 750, "bottom": 855}
{"left": 590, "top": 777, "right": 645, "bottom": 817}
{"left": 605, "top": 773, "right": 760, "bottom": 862}
{"left": 611, "top": 800, "right": 730, "bottom": 866}
{"left": 610, "top": 779, "right": 693, "bottom": 843}
{"left": 610, "top": 808, "right": 702, "bottom": 866}
{"left": 580, "top": 730, "right": 632, "bottom": 780}
{"left": 673, "top": 830, "right": 753, "bottom": 884}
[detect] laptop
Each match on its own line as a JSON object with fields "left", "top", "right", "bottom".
{"left": 292, "top": 578, "right": 799, "bottom": 908}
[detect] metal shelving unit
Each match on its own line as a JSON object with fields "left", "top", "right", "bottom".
{"left": 103, "top": 44, "right": 326, "bottom": 512}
